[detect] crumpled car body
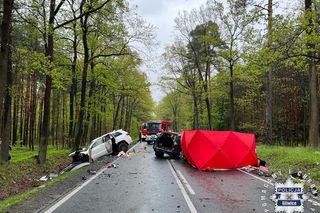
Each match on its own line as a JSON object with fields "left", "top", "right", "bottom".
{"left": 69, "top": 129, "right": 133, "bottom": 162}
{"left": 153, "top": 132, "right": 181, "bottom": 158}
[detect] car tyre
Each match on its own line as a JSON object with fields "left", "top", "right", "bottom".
{"left": 117, "top": 142, "right": 128, "bottom": 152}
{"left": 155, "top": 151, "right": 164, "bottom": 158}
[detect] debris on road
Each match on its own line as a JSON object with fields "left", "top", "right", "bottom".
{"left": 39, "top": 176, "right": 48, "bottom": 181}
{"left": 87, "top": 170, "right": 97, "bottom": 175}
{"left": 290, "top": 171, "right": 319, "bottom": 197}
{"left": 39, "top": 173, "right": 59, "bottom": 182}
{"left": 129, "top": 172, "right": 138, "bottom": 175}
{"left": 106, "top": 163, "right": 117, "bottom": 168}
{"left": 117, "top": 151, "right": 128, "bottom": 157}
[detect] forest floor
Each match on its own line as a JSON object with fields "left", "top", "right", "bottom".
{"left": 257, "top": 144, "right": 320, "bottom": 188}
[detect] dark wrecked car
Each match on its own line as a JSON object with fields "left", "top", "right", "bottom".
{"left": 153, "top": 132, "right": 181, "bottom": 159}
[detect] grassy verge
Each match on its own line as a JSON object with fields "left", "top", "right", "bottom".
{"left": 0, "top": 146, "right": 72, "bottom": 210}
{"left": 256, "top": 144, "right": 320, "bottom": 189}
{"left": 0, "top": 169, "right": 82, "bottom": 212}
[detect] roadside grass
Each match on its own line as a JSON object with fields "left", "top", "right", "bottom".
{"left": 0, "top": 146, "right": 72, "bottom": 208}
{"left": 0, "top": 169, "right": 82, "bottom": 212}
{"left": 256, "top": 144, "right": 320, "bottom": 189}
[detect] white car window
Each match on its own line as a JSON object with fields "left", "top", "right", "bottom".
{"left": 103, "top": 135, "right": 111, "bottom": 143}
{"left": 113, "top": 132, "right": 122, "bottom": 137}
{"left": 91, "top": 140, "right": 102, "bottom": 148}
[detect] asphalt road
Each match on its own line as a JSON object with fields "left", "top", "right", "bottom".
{"left": 44, "top": 142, "right": 320, "bottom": 213}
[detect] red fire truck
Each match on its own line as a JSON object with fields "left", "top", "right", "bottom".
{"left": 140, "top": 120, "right": 173, "bottom": 144}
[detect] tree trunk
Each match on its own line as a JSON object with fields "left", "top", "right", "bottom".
{"left": 24, "top": 77, "right": 30, "bottom": 147}
{"left": 12, "top": 85, "right": 18, "bottom": 146}
{"left": 0, "top": 0, "right": 14, "bottom": 123}
{"left": 265, "top": 0, "right": 273, "bottom": 145}
{"left": 62, "top": 93, "right": 66, "bottom": 148}
{"left": 29, "top": 73, "right": 37, "bottom": 151}
{"left": 305, "top": 0, "right": 319, "bottom": 148}
{"left": 205, "top": 61, "right": 212, "bottom": 130}
{"left": 74, "top": 3, "right": 89, "bottom": 151}
{"left": 113, "top": 96, "right": 123, "bottom": 130}
{"left": 230, "top": 62, "right": 235, "bottom": 130}
{"left": 124, "top": 97, "right": 130, "bottom": 131}
{"left": 69, "top": 20, "right": 78, "bottom": 144}
{"left": 19, "top": 83, "right": 24, "bottom": 145}
{"left": 83, "top": 60, "right": 95, "bottom": 144}
{"left": 119, "top": 97, "right": 125, "bottom": 129}
{"left": 51, "top": 90, "right": 56, "bottom": 146}
{"left": 38, "top": 0, "right": 55, "bottom": 165}
{"left": 0, "top": 28, "right": 13, "bottom": 162}
{"left": 192, "top": 93, "right": 199, "bottom": 129}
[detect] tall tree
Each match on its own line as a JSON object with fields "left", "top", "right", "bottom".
{"left": 305, "top": 0, "right": 319, "bottom": 148}
{"left": 0, "top": 0, "right": 14, "bottom": 163}
{"left": 211, "top": 0, "right": 258, "bottom": 130}
{"left": 188, "top": 21, "right": 224, "bottom": 130}
{"left": 265, "top": 0, "right": 273, "bottom": 144}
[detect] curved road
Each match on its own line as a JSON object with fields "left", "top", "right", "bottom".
{"left": 44, "top": 142, "right": 320, "bottom": 213}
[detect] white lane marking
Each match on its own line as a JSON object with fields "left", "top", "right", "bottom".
{"left": 237, "top": 169, "right": 274, "bottom": 186}
{"left": 176, "top": 170, "right": 196, "bottom": 195}
{"left": 44, "top": 142, "right": 141, "bottom": 213}
{"left": 167, "top": 160, "right": 198, "bottom": 213}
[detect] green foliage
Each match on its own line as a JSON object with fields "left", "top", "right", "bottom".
{"left": 257, "top": 145, "right": 320, "bottom": 183}
{"left": 160, "top": 0, "right": 320, "bottom": 146}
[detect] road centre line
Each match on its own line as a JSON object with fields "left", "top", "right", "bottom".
{"left": 167, "top": 160, "right": 198, "bottom": 213}
{"left": 44, "top": 142, "right": 141, "bottom": 213}
{"left": 176, "top": 170, "right": 196, "bottom": 195}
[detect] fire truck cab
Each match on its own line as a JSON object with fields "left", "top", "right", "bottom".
{"left": 140, "top": 120, "right": 173, "bottom": 144}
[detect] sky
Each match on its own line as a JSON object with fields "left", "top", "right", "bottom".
{"left": 130, "top": 0, "right": 208, "bottom": 103}
{"left": 129, "top": 0, "right": 299, "bottom": 103}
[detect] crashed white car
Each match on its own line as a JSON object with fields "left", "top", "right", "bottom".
{"left": 69, "top": 129, "right": 133, "bottom": 161}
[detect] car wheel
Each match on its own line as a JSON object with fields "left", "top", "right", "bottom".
{"left": 118, "top": 142, "right": 128, "bottom": 152}
{"left": 155, "top": 151, "right": 164, "bottom": 158}
{"left": 147, "top": 141, "right": 151, "bottom": 145}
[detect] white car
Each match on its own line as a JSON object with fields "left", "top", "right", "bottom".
{"left": 69, "top": 129, "right": 133, "bottom": 162}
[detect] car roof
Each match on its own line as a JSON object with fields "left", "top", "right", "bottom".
{"left": 110, "top": 129, "right": 127, "bottom": 134}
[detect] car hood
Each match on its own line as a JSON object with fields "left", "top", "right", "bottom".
{"left": 69, "top": 149, "right": 89, "bottom": 157}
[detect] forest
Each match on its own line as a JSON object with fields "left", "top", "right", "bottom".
{"left": 0, "top": 0, "right": 320, "bottom": 166}
{"left": 157, "top": 0, "right": 320, "bottom": 148}
{"left": 0, "top": 0, "right": 155, "bottom": 164}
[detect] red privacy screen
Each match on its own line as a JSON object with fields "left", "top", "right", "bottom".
{"left": 181, "top": 130, "right": 258, "bottom": 170}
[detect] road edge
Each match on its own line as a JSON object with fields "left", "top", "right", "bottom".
{"left": 43, "top": 142, "right": 141, "bottom": 213}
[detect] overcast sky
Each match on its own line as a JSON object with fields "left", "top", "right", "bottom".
{"left": 129, "top": 0, "right": 299, "bottom": 103}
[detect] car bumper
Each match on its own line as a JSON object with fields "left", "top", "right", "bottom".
{"left": 146, "top": 134, "right": 158, "bottom": 141}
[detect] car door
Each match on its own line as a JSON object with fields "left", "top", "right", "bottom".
{"left": 90, "top": 138, "right": 104, "bottom": 160}
{"left": 104, "top": 135, "right": 112, "bottom": 154}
